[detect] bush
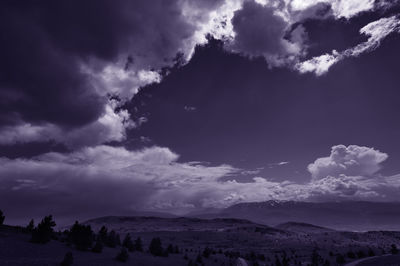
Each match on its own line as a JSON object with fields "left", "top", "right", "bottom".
{"left": 92, "top": 240, "right": 103, "bottom": 253}
{"left": 202, "top": 247, "right": 212, "bottom": 258}
{"left": 69, "top": 221, "right": 94, "bottom": 250}
{"left": 115, "top": 248, "right": 129, "bottom": 262}
{"left": 346, "top": 251, "right": 356, "bottom": 259}
{"left": 60, "top": 252, "right": 73, "bottom": 266}
{"left": 122, "top": 233, "right": 134, "bottom": 252}
{"left": 0, "top": 210, "right": 5, "bottom": 225}
{"left": 31, "top": 215, "right": 56, "bottom": 244}
{"left": 336, "top": 254, "right": 345, "bottom": 265}
{"left": 390, "top": 244, "right": 399, "bottom": 255}
{"left": 357, "top": 250, "right": 366, "bottom": 258}
{"left": 368, "top": 248, "right": 375, "bottom": 257}
{"left": 149, "top": 237, "right": 164, "bottom": 256}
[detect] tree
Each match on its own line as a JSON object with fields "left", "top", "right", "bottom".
{"left": 69, "top": 221, "right": 94, "bottom": 250}
{"left": 346, "top": 251, "right": 356, "bottom": 259}
{"left": 0, "top": 210, "right": 5, "bottom": 225}
{"left": 98, "top": 226, "right": 108, "bottom": 243}
{"left": 27, "top": 219, "right": 35, "bottom": 232}
{"left": 115, "top": 248, "right": 129, "bottom": 262}
{"left": 107, "top": 230, "right": 120, "bottom": 248}
{"left": 31, "top": 215, "right": 56, "bottom": 243}
{"left": 149, "top": 237, "right": 163, "bottom": 256}
{"left": 122, "top": 234, "right": 134, "bottom": 252}
{"left": 134, "top": 237, "right": 143, "bottom": 252}
{"left": 390, "top": 244, "right": 399, "bottom": 255}
{"left": 60, "top": 252, "right": 73, "bottom": 266}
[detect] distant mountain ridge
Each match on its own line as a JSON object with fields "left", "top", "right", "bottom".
{"left": 196, "top": 201, "right": 400, "bottom": 231}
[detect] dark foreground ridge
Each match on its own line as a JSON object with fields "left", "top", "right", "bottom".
{"left": 1, "top": 209, "right": 400, "bottom": 266}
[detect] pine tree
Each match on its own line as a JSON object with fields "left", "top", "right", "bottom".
{"left": 122, "top": 234, "right": 134, "bottom": 252}
{"left": 27, "top": 219, "right": 35, "bottom": 232}
{"left": 31, "top": 215, "right": 56, "bottom": 243}
{"left": 149, "top": 237, "right": 163, "bottom": 256}
{"left": 134, "top": 237, "right": 143, "bottom": 252}
{"left": 0, "top": 210, "right": 5, "bottom": 225}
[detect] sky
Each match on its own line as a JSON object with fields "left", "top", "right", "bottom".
{"left": 1, "top": 0, "right": 400, "bottom": 225}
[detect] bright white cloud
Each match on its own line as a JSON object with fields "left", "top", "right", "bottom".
{"left": 297, "top": 15, "right": 400, "bottom": 75}
{"left": 308, "top": 144, "right": 388, "bottom": 180}
{"left": 2, "top": 144, "right": 400, "bottom": 224}
{"left": 0, "top": 100, "right": 134, "bottom": 148}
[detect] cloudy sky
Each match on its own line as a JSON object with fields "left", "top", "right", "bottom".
{"left": 1, "top": 0, "right": 400, "bottom": 225}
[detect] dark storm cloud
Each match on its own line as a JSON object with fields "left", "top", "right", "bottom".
{"left": 0, "top": 0, "right": 225, "bottom": 147}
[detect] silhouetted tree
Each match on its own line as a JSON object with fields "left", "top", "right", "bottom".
{"left": 92, "top": 240, "right": 103, "bottom": 253}
{"left": 122, "top": 233, "right": 134, "bottom": 252}
{"left": 390, "top": 244, "right": 399, "bottom": 255}
{"left": 149, "top": 237, "right": 163, "bottom": 256}
{"left": 60, "top": 252, "right": 73, "bottom": 266}
{"left": 0, "top": 210, "right": 5, "bottom": 225}
{"left": 107, "top": 230, "right": 120, "bottom": 248}
{"left": 357, "top": 250, "right": 366, "bottom": 258}
{"left": 98, "top": 226, "right": 108, "bottom": 243}
{"left": 134, "top": 237, "right": 143, "bottom": 252}
{"left": 346, "top": 251, "right": 356, "bottom": 259}
{"left": 167, "top": 244, "right": 174, "bottom": 254}
{"left": 31, "top": 215, "right": 56, "bottom": 243}
{"left": 115, "top": 248, "right": 129, "bottom": 262}
{"left": 69, "top": 221, "right": 94, "bottom": 250}
{"left": 174, "top": 245, "right": 180, "bottom": 254}
{"left": 26, "top": 219, "right": 35, "bottom": 232}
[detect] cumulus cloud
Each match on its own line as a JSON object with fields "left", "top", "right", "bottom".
{"left": 297, "top": 15, "right": 400, "bottom": 75}
{"left": 228, "top": 0, "right": 306, "bottom": 66}
{"left": 308, "top": 144, "right": 388, "bottom": 180}
{"left": 290, "top": 0, "right": 376, "bottom": 19}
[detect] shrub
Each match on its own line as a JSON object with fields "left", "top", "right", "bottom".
{"left": 69, "top": 221, "right": 94, "bottom": 250}
{"left": 92, "top": 240, "right": 103, "bottom": 253}
{"left": 390, "top": 244, "right": 399, "bottom": 255}
{"left": 202, "top": 247, "right": 212, "bottom": 258}
{"left": 346, "top": 251, "right": 356, "bottom": 259}
{"left": 357, "top": 250, "right": 366, "bottom": 258}
{"left": 60, "top": 252, "right": 73, "bottom": 266}
{"left": 336, "top": 254, "right": 346, "bottom": 265}
{"left": 31, "top": 215, "right": 56, "bottom": 244}
{"left": 368, "top": 248, "right": 375, "bottom": 257}
{"left": 115, "top": 248, "right": 129, "bottom": 262}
